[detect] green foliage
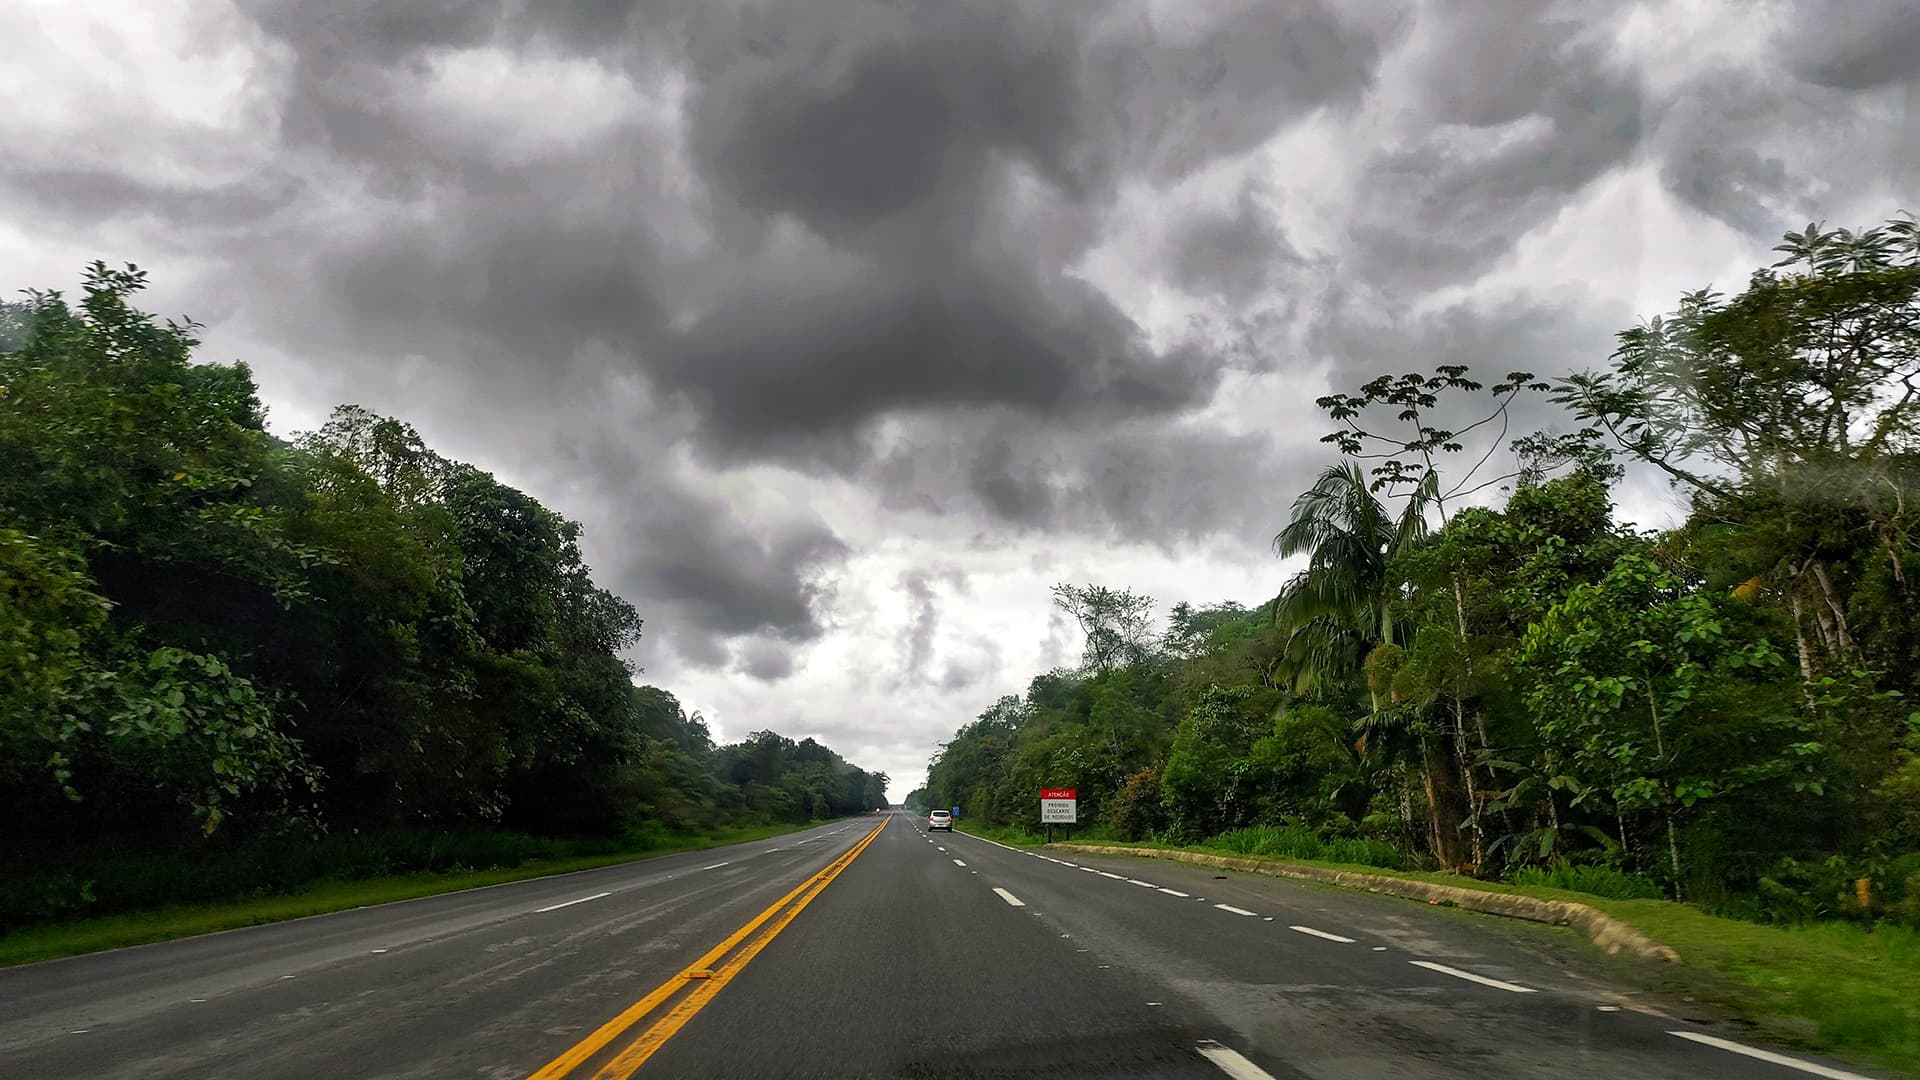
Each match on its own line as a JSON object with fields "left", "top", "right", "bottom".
{"left": 0, "top": 265, "right": 886, "bottom": 930}
{"left": 926, "top": 216, "right": 1920, "bottom": 930}
{"left": 1507, "top": 864, "right": 1664, "bottom": 900}
{"left": 1202, "top": 825, "right": 1408, "bottom": 870}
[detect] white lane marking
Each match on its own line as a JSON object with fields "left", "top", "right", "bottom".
{"left": 992, "top": 888, "right": 1026, "bottom": 907}
{"left": 279, "top": 975, "right": 296, "bottom": 980}
{"left": 1371, "top": 946, "right": 1387, "bottom": 951}
{"left": 370, "top": 948, "right": 388, "bottom": 954}
{"left": 1127, "top": 878, "right": 1158, "bottom": 888}
{"left": 1098, "top": 871, "right": 1124, "bottom": 879}
{"left": 1668, "top": 1032, "right": 1872, "bottom": 1079}
{"left": 953, "top": 859, "right": 967, "bottom": 867}
{"left": 1214, "top": 904, "right": 1259, "bottom": 917}
{"left": 937, "top": 846, "right": 947, "bottom": 852}
{"left": 190, "top": 998, "right": 206, "bottom": 1003}
{"left": 701, "top": 862, "right": 730, "bottom": 870}
{"left": 1289, "top": 925, "right": 1356, "bottom": 943}
{"left": 1596, "top": 1005, "right": 1621, "bottom": 1012}
{"left": 1196, "top": 1039, "right": 1279, "bottom": 1080}
{"left": 534, "top": 891, "right": 613, "bottom": 914}
{"left": 1059, "top": 861, "right": 1078, "bottom": 868}
{"left": 1158, "top": 888, "right": 1191, "bottom": 897}
{"left": 1408, "top": 960, "right": 1535, "bottom": 993}
{"left": 1081, "top": 866, "right": 1099, "bottom": 873}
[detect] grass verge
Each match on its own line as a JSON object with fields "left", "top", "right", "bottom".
{"left": 0, "top": 820, "right": 827, "bottom": 969}
{"left": 1063, "top": 839, "right": 1920, "bottom": 1077}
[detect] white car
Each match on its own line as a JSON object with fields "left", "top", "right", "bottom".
{"left": 928, "top": 809, "right": 952, "bottom": 832}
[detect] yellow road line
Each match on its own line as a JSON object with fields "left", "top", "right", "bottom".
{"left": 526, "top": 818, "right": 887, "bottom": 1080}
{"left": 591, "top": 819, "right": 885, "bottom": 1077}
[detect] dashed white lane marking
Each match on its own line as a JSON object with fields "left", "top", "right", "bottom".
{"left": 1408, "top": 960, "right": 1535, "bottom": 993}
{"left": 279, "top": 975, "right": 296, "bottom": 980}
{"left": 1667, "top": 1032, "right": 1871, "bottom": 1079}
{"left": 1158, "top": 888, "right": 1191, "bottom": 897}
{"left": 701, "top": 862, "right": 730, "bottom": 870}
{"left": 937, "top": 846, "right": 947, "bottom": 852}
{"left": 1196, "top": 1039, "right": 1279, "bottom": 1080}
{"left": 1371, "top": 946, "right": 1387, "bottom": 951}
{"left": 1289, "top": 925, "right": 1356, "bottom": 943}
{"left": 1596, "top": 1005, "right": 1621, "bottom": 1012}
{"left": 1097, "top": 871, "right": 1124, "bottom": 879}
{"left": 534, "top": 891, "right": 612, "bottom": 914}
{"left": 953, "top": 859, "right": 967, "bottom": 867}
{"left": 1214, "top": 904, "right": 1259, "bottom": 917}
{"left": 1127, "top": 878, "right": 1158, "bottom": 888}
{"left": 1081, "top": 867, "right": 1099, "bottom": 873}
{"left": 71, "top": 1029, "right": 90, "bottom": 1035}
{"left": 992, "top": 888, "right": 1026, "bottom": 907}
{"left": 1059, "top": 861, "right": 1078, "bottom": 867}
{"left": 370, "top": 948, "right": 388, "bottom": 954}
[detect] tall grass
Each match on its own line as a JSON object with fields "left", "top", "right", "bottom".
{"left": 1508, "top": 864, "right": 1666, "bottom": 900}
{"left": 1200, "top": 825, "right": 1408, "bottom": 870}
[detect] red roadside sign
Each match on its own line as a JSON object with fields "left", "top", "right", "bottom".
{"left": 1039, "top": 788, "right": 1076, "bottom": 800}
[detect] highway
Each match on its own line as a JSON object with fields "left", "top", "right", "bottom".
{"left": 0, "top": 811, "right": 1885, "bottom": 1079}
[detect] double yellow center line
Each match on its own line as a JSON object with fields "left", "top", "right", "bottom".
{"left": 528, "top": 818, "right": 888, "bottom": 1079}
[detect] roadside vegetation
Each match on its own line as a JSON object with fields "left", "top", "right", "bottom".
{"left": 917, "top": 217, "right": 1920, "bottom": 1067}
{"left": 0, "top": 269, "right": 887, "bottom": 939}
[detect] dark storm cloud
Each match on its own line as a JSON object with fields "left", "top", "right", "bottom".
{"left": 898, "top": 570, "right": 940, "bottom": 683}
{"left": 1167, "top": 186, "right": 1299, "bottom": 304}
{"left": 616, "top": 494, "right": 848, "bottom": 650}
{"left": 1345, "top": 2, "right": 1645, "bottom": 293}
{"left": 1782, "top": 0, "right": 1920, "bottom": 91}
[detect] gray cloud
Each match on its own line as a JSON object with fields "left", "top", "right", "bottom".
{"left": 1783, "top": 0, "right": 1920, "bottom": 90}
{"left": 733, "top": 637, "right": 797, "bottom": 681}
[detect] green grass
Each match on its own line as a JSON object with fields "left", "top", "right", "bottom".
{"left": 952, "top": 820, "right": 1047, "bottom": 846}
{"left": 0, "top": 820, "right": 821, "bottom": 969}
{"left": 1064, "top": 840, "right": 1920, "bottom": 1076}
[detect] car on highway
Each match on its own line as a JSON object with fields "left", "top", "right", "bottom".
{"left": 927, "top": 809, "right": 952, "bottom": 832}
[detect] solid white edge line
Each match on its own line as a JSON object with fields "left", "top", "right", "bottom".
{"left": 1097, "top": 871, "right": 1124, "bottom": 879}
{"left": 1667, "top": 1032, "right": 1873, "bottom": 1079}
{"left": 953, "top": 859, "right": 967, "bottom": 867}
{"left": 1158, "top": 888, "right": 1191, "bottom": 897}
{"left": 1127, "top": 879, "right": 1158, "bottom": 888}
{"left": 1081, "top": 866, "right": 1099, "bottom": 873}
{"left": 1213, "top": 903, "right": 1259, "bottom": 917}
{"left": 701, "top": 862, "right": 730, "bottom": 870}
{"left": 1289, "top": 924, "right": 1356, "bottom": 943}
{"left": 992, "top": 887, "right": 1026, "bottom": 908}
{"left": 532, "top": 891, "right": 612, "bottom": 914}
{"left": 1195, "top": 1039, "right": 1278, "bottom": 1080}
{"left": 1408, "top": 960, "right": 1535, "bottom": 993}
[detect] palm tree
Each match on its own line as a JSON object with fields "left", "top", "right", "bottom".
{"left": 1269, "top": 463, "right": 1428, "bottom": 695}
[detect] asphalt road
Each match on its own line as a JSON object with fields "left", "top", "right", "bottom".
{"left": 0, "top": 812, "right": 1889, "bottom": 1079}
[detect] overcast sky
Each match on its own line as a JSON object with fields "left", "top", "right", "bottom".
{"left": 3, "top": 0, "right": 1915, "bottom": 797}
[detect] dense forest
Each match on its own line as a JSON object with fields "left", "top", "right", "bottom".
{"left": 0, "top": 266, "right": 885, "bottom": 929}
{"left": 926, "top": 216, "right": 1920, "bottom": 926}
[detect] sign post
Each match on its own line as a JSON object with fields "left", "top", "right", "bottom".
{"left": 1039, "top": 788, "right": 1077, "bottom": 844}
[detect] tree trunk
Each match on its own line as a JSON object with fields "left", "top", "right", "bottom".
{"left": 1666, "top": 813, "right": 1684, "bottom": 900}
{"left": 1790, "top": 593, "right": 1816, "bottom": 681}
{"left": 1809, "top": 560, "right": 1855, "bottom": 661}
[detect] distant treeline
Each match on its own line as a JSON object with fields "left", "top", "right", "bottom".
{"left": 925, "top": 217, "right": 1920, "bottom": 926}
{"left": 0, "top": 266, "right": 885, "bottom": 927}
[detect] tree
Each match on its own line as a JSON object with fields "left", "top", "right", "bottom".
{"left": 1051, "top": 584, "right": 1156, "bottom": 673}
{"left": 1516, "top": 554, "right": 1817, "bottom": 895}
{"left": 1270, "top": 462, "right": 1421, "bottom": 697}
